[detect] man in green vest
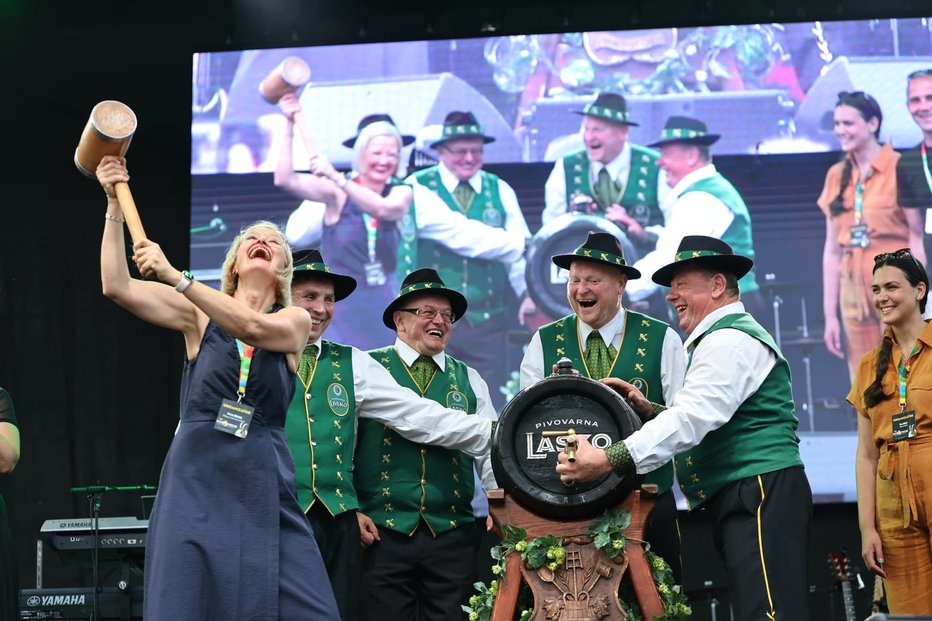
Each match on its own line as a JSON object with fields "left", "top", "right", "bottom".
{"left": 356, "top": 268, "right": 497, "bottom": 621}
{"left": 623, "top": 116, "right": 765, "bottom": 320}
{"left": 285, "top": 250, "right": 495, "bottom": 621}
{"left": 542, "top": 92, "right": 667, "bottom": 256}
{"left": 519, "top": 230, "right": 686, "bottom": 579}
{"left": 557, "top": 235, "right": 812, "bottom": 621}
{"left": 406, "top": 111, "right": 533, "bottom": 408}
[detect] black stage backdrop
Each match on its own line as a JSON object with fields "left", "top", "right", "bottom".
{"left": 0, "top": 0, "right": 914, "bottom": 616}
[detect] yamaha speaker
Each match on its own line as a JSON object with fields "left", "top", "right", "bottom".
{"left": 526, "top": 89, "right": 794, "bottom": 160}
{"left": 795, "top": 56, "right": 931, "bottom": 149}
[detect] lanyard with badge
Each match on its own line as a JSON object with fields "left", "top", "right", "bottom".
{"left": 892, "top": 343, "right": 921, "bottom": 442}
{"left": 215, "top": 339, "right": 258, "bottom": 439}
{"left": 849, "top": 180, "right": 870, "bottom": 248}
{"left": 362, "top": 213, "right": 386, "bottom": 286}
{"left": 921, "top": 143, "right": 932, "bottom": 196}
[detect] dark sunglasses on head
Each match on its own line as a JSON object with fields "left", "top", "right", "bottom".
{"left": 874, "top": 248, "right": 919, "bottom": 266}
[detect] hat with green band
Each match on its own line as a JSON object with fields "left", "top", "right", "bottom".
{"left": 551, "top": 231, "right": 641, "bottom": 279}
{"left": 430, "top": 111, "right": 496, "bottom": 149}
{"left": 291, "top": 248, "right": 357, "bottom": 301}
{"left": 648, "top": 116, "right": 720, "bottom": 147}
{"left": 574, "top": 92, "right": 639, "bottom": 127}
{"left": 651, "top": 235, "right": 753, "bottom": 286}
{"left": 382, "top": 268, "right": 468, "bottom": 330}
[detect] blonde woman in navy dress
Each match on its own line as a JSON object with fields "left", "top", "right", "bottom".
{"left": 97, "top": 155, "right": 338, "bottom": 620}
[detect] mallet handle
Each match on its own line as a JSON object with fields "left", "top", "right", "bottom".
{"left": 292, "top": 111, "right": 319, "bottom": 158}
{"left": 114, "top": 182, "right": 146, "bottom": 244}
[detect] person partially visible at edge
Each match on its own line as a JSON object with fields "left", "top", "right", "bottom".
{"left": 555, "top": 235, "right": 812, "bottom": 621}
{"left": 355, "top": 268, "right": 497, "bottom": 621}
{"left": 97, "top": 155, "right": 338, "bottom": 620}
{"left": 819, "top": 90, "right": 926, "bottom": 381}
{"left": 518, "top": 231, "right": 686, "bottom": 580}
{"left": 897, "top": 69, "right": 932, "bottom": 271}
{"left": 0, "top": 388, "right": 21, "bottom": 621}
{"left": 849, "top": 248, "right": 932, "bottom": 614}
{"left": 284, "top": 251, "right": 495, "bottom": 621}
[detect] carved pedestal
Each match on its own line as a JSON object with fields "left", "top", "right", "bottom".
{"left": 488, "top": 486, "right": 665, "bottom": 621}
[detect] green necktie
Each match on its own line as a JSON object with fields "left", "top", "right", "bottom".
{"left": 297, "top": 344, "right": 319, "bottom": 386}
{"left": 409, "top": 354, "right": 436, "bottom": 391}
{"left": 594, "top": 167, "right": 620, "bottom": 210}
{"left": 585, "top": 330, "right": 617, "bottom": 380}
{"left": 453, "top": 181, "right": 476, "bottom": 212}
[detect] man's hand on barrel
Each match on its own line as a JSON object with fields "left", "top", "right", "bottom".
{"left": 96, "top": 155, "right": 129, "bottom": 199}
{"left": 133, "top": 240, "right": 177, "bottom": 283}
{"left": 277, "top": 92, "right": 302, "bottom": 121}
{"left": 600, "top": 378, "right": 652, "bottom": 420}
{"left": 555, "top": 435, "right": 612, "bottom": 485}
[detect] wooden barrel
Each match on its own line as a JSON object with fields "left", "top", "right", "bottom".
{"left": 73, "top": 101, "right": 137, "bottom": 178}
{"left": 524, "top": 213, "right": 638, "bottom": 319}
{"left": 491, "top": 369, "right": 642, "bottom": 519}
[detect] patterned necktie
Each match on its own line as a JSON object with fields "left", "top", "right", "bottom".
{"left": 297, "top": 344, "right": 319, "bottom": 386}
{"left": 453, "top": 181, "right": 476, "bottom": 212}
{"left": 594, "top": 167, "right": 620, "bottom": 210}
{"left": 409, "top": 355, "right": 436, "bottom": 391}
{"left": 585, "top": 330, "right": 617, "bottom": 380}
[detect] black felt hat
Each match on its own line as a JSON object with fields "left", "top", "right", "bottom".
{"left": 382, "top": 268, "right": 468, "bottom": 330}
{"left": 651, "top": 235, "right": 753, "bottom": 286}
{"left": 573, "top": 92, "right": 639, "bottom": 127}
{"left": 430, "top": 111, "right": 497, "bottom": 149}
{"left": 291, "top": 248, "right": 357, "bottom": 301}
{"left": 648, "top": 116, "right": 721, "bottom": 148}
{"left": 342, "top": 114, "right": 415, "bottom": 149}
{"left": 551, "top": 231, "right": 641, "bottom": 279}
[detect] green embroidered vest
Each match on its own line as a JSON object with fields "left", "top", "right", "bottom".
{"left": 681, "top": 175, "right": 759, "bottom": 294}
{"left": 675, "top": 313, "right": 802, "bottom": 509}
{"left": 410, "top": 166, "right": 507, "bottom": 326}
{"left": 539, "top": 311, "right": 674, "bottom": 494}
{"left": 562, "top": 146, "right": 662, "bottom": 228}
{"left": 356, "top": 346, "right": 478, "bottom": 536}
{"left": 284, "top": 340, "right": 358, "bottom": 516}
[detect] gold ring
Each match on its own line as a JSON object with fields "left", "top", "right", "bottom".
{"left": 563, "top": 479, "right": 575, "bottom": 487}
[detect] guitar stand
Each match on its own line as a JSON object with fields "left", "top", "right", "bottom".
{"left": 487, "top": 485, "right": 665, "bottom": 620}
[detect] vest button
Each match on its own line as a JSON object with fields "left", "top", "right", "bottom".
{"left": 312, "top": 464, "right": 318, "bottom": 470}
{"left": 311, "top": 441, "right": 317, "bottom": 447}
{"left": 420, "top": 479, "right": 426, "bottom": 485}
{"left": 308, "top": 417, "right": 315, "bottom": 423}
{"left": 420, "top": 506, "right": 426, "bottom": 512}
{"left": 305, "top": 394, "right": 311, "bottom": 400}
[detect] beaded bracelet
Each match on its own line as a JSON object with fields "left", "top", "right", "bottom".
{"left": 104, "top": 213, "right": 125, "bottom": 223}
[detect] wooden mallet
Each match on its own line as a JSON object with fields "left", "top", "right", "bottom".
{"left": 258, "top": 56, "right": 318, "bottom": 156}
{"left": 74, "top": 100, "right": 146, "bottom": 244}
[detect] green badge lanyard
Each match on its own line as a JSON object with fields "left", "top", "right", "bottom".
{"left": 898, "top": 343, "right": 921, "bottom": 412}
{"left": 853, "top": 180, "right": 865, "bottom": 225}
{"left": 235, "top": 340, "right": 256, "bottom": 403}
{"left": 921, "top": 144, "right": 932, "bottom": 196}
{"left": 362, "top": 214, "right": 379, "bottom": 263}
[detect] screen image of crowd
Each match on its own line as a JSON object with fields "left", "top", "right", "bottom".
{"left": 187, "top": 17, "right": 932, "bottom": 506}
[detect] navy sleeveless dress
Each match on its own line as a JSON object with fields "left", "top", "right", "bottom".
{"left": 143, "top": 318, "right": 338, "bottom": 620}
{"left": 322, "top": 192, "right": 398, "bottom": 350}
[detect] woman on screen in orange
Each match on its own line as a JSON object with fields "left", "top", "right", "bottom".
{"left": 97, "top": 155, "right": 338, "bottom": 620}
{"left": 849, "top": 248, "right": 932, "bottom": 614}
{"left": 819, "top": 91, "right": 926, "bottom": 382}
{"left": 275, "top": 92, "right": 414, "bottom": 350}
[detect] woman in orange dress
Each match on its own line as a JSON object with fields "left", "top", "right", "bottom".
{"left": 849, "top": 248, "right": 932, "bottom": 613}
{"left": 819, "top": 92, "right": 926, "bottom": 381}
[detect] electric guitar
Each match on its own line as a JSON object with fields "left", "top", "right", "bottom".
{"left": 827, "top": 551, "right": 857, "bottom": 621}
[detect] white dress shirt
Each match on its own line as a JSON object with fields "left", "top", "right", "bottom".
{"left": 305, "top": 337, "right": 493, "bottom": 466}
{"left": 542, "top": 142, "right": 668, "bottom": 225}
{"left": 518, "top": 305, "right": 686, "bottom": 406}
{"left": 625, "top": 164, "right": 735, "bottom": 302}
{"left": 623, "top": 302, "right": 778, "bottom": 472}
{"left": 407, "top": 163, "right": 530, "bottom": 297}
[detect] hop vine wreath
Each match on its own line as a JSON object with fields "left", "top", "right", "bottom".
{"left": 462, "top": 509, "right": 690, "bottom": 621}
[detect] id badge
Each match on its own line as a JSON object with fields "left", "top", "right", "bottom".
{"left": 892, "top": 409, "right": 918, "bottom": 442}
{"left": 364, "top": 261, "right": 386, "bottom": 287}
{"left": 848, "top": 225, "right": 870, "bottom": 248}
{"left": 215, "top": 398, "right": 254, "bottom": 439}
